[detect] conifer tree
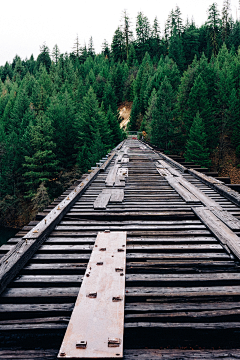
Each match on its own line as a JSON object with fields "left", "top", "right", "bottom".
{"left": 207, "top": 3, "right": 221, "bottom": 56}
{"left": 122, "top": 10, "right": 133, "bottom": 59}
{"left": 75, "top": 87, "right": 106, "bottom": 171}
{"left": 23, "top": 112, "right": 59, "bottom": 198}
{"left": 106, "top": 106, "right": 123, "bottom": 146}
{"left": 88, "top": 37, "right": 95, "bottom": 57}
{"left": 136, "top": 12, "right": 151, "bottom": 60}
{"left": 128, "top": 96, "right": 141, "bottom": 131}
{"left": 111, "top": 27, "right": 125, "bottom": 62}
{"left": 222, "top": 0, "right": 231, "bottom": 43}
{"left": 184, "top": 111, "right": 210, "bottom": 167}
{"left": 151, "top": 76, "right": 175, "bottom": 151}
{"left": 37, "top": 43, "right": 51, "bottom": 72}
{"left": 46, "top": 91, "right": 77, "bottom": 169}
{"left": 73, "top": 35, "right": 81, "bottom": 58}
{"left": 51, "top": 45, "right": 61, "bottom": 64}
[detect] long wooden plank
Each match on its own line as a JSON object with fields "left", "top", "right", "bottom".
{"left": 58, "top": 231, "right": 127, "bottom": 359}
{"left": 192, "top": 207, "right": 240, "bottom": 260}
{"left": 110, "top": 189, "right": 125, "bottom": 203}
{"left": 156, "top": 168, "right": 172, "bottom": 177}
{"left": 168, "top": 167, "right": 182, "bottom": 177}
{"left": 94, "top": 190, "right": 112, "bottom": 209}
{"left": 211, "top": 209, "right": 240, "bottom": 230}
{"left": 178, "top": 177, "right": 223, "bottom": 210}
{"left": 105, "top": 164, "right": 120, "bottom": 187}
{"left": 158, "top": 160, "right": 171, "bottom": 169}
{"left": 166, "top": 177, "right": 200, "bottom": 203}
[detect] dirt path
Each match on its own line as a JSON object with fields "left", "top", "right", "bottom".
{"left": 119, "top": 101, "right": 132, "bottom": 130}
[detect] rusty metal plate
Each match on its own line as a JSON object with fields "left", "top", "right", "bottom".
{"left": 58, "top": 231, "right": 127, "bottom": 359}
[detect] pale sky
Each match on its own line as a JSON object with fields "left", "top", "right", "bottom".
{"left": 0, "top": 0, "right": 239, "bottom": 65}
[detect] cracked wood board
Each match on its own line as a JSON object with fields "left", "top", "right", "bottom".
{"left": 105, "top": 165, "right": 120, "bottom": 187}
{"left": 166, "top": 176, "right": 200, "bottom": 204}
{"left": 178, "top": 177, "right": 223, "bottom": 210}
{"left": 58, "top": 231, "right": 127, "bottom": 359}
{"left": 192, "top": 207, "right": 240, "bottom": 260}
{"left": 94, "top": 189, "right": 125, "bottom": 208}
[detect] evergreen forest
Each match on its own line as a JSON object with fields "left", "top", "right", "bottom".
{"left": 1, "top": 1, "right": 240, "bottom": 226}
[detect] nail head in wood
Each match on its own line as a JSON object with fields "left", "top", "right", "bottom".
{"left": 76, "top": 341, "right": 87, "bottom": 349}
{"left": 108, "top": 338, "right": 121, "bottom": 347}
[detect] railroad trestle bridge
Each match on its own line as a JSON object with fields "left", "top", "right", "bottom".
{"left": 1, "top": 139, "right": 240, "bottom": 359}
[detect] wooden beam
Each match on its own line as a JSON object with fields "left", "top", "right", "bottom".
{"left": 110, "top": 189, "right": 125, "bottom": 203}
{"left": 189, "top": 168, "right": 240, "bottom": 208}
{"left": 192, "top": 207, "right": 240, "bottom": 260}
{"left": 58, "top": 231, "right": 127, "bottom": 359}
{"left": 211, "top": 209, "right": 240, "bottom": 230}
{"left": 105, "top": 165, "right": 120, "bottom": 187}
{"left": 166, "top": 177, "right": 200, "bottom": 204}
{"left": 178, "top": 177, "right": 222, "bottom": 210}
{"left": 94, "top": 190, "right": 112, "bottom": 209}
{"left": 156, "top": 168, "right": 172, "bottom": 177}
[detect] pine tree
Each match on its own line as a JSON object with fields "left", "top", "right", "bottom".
{"left": 46, "top": 91, "right": 77, "bottom": 169}
{"left": 168, "top": 27, "right": 185, "bottom": 70}
{"left": 23, "top": 112, "right": 59, "bottom": 198}
{"left": 122, "top": 10, "right": 133, "bottom": 59}
{"left": 51, "top": 44, "right": 61, "bottom": 64}
{"left": 106, "top": 106, "right": 123, "bottom": 146}
{"left": 102, "top": 40, "right": 110, "bottom": 58}
{"left": 88, "top": 37, "right": 95, "bottom": 57}
{"left": 111, "top": 27, "right": 125, "bottom": 62}
{"left": 36, "top": 43, "right": 52, "bottom": 72}
{"left": 136, "top": 12, "right": 151, "bottom": 60}
{"left": 128, "top": 96, "right": 141, "bottom": 131}
{"left": 73, "top": 35, "right": 81, "bottom": 58}
{"left": 207, "top": 3, "right": 221, "bottom": 56}
{"left": 222, "top": 0, "right": 231, "bottom": 43}
{"left": 184, "top": 112, "right": 210, "bottom": 167}
{"left": 151, "top": 76, "right": 175, "bottom": 151}
{"left": 75, "top": 87, "right": 106, "bottom": 171}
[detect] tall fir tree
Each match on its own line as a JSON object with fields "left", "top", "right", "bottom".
{"left": 184, "top": 111, "right": 210, "bottom": 167}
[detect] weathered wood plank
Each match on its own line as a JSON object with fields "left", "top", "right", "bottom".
{"left": 193, "top": 207, "right": 240, "bottom": 260}
{"left": 166, "top": 177, "right": 200, "bottom": 203}
{"left": 189, "top": 168, "right": 240, "bottom": 208}
{"left": 212, "top": 209, "right": 240, "bottom": 230}
{"left": 1, "top": 349, "right": 240, "bottom": 360}
{"left": 156, "top": 168, "right": 172, "bottom": 177}
{"left": 178, "top": 177, "right": 223, "bottom": 210}
{"left": 58, "top": 231, "right": 127, "bottom": 359}
{"left": 105, "top": 164, "right": 120, "bottom": 187}
{"left": 94, "top": 190, "right": 112, "bottom": 209}
{"left": 158, "top": 160, "right": 171, "bottom": 169}
{"left": 110, "top": 189, "right": 125, "bottom": 203}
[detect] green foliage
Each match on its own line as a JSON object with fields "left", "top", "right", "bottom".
{"left": 23, "top": 112, "right": 59, "bottom": 198}
{"left": 36, "top": 43, "right": 51, "bottom": 72}
{"left": 150, "top": 76, "right": 175, "bottom": 151}
{"left": 184, "top": 112, "right": 210, "bottom": 167}
{"left": 2, "top": 6, "right": 240, "bottom": 224}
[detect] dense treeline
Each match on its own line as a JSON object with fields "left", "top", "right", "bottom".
{"left": 129, "top": 46, "right": 240, "bottom": 167}
{"left": 1, "top": 1, "right": 240, "bottom": 225}
{"left": 0, "top": 48, "right": 125, "bottom": 225}
{"left": 125, "top": 1, "right": 240, "bottom": 168}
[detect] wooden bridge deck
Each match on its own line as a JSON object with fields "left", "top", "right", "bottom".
{"left": 1, "top": 139, "right": 240, "bottom": 359}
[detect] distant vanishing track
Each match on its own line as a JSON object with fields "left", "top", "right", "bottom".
{"left": 1, "top": 139, "right": 240, "bottom": 359}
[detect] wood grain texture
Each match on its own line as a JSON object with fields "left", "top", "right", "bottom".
{"left": 193, "top": 207, "right": 240, "bottom": 260}
{"left": 58, "top": 231, "right": 127, "bottom": 358}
